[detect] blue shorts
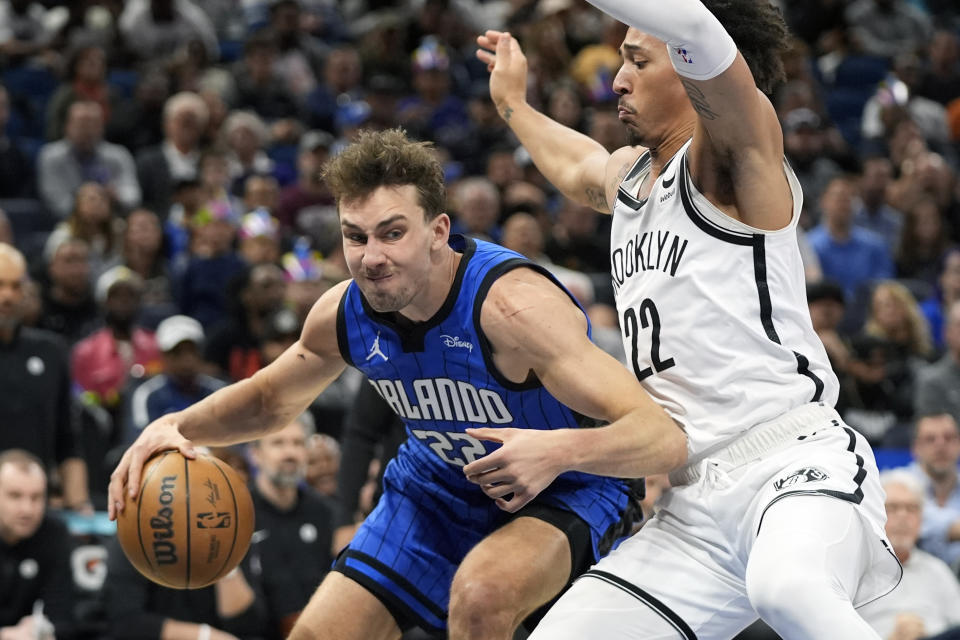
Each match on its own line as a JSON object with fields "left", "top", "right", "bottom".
{"left": 333, "top": 446, "right": 636, "bottom": 632}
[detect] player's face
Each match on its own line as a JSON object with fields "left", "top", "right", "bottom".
{"left": 0, "top": 464, "right": 46, "bottom": 544}
{"left": 340, "top": 185, "right": 448, "bottom": 314}
{"left": 612, "top": 30, "right": 694, "bottom": 148}
{"left": 883, "top": 483, "right": 922, "bottom": 556}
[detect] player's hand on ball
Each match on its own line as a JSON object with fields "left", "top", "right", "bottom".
{"left": 477, "top": 31, "right": 528, "bottom": 112}
{"left": 108, "top": 416, "right": 197, "bottom": 520}
{"left": 463, "top": 427, "right": 565, "bottom": 513}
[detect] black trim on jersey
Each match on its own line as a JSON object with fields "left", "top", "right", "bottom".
{"left": 580, "top": 570, "right": 698, "bottom": 640}
{"left": 335, "top": 290, "right": 355, "bottom": 367}
{"left": 756, "top": 426, "right": 866, "bottom": 535}
{"left": 752, "top": 237, "right": 780, "bottom": 344}
{"left": 356, "top": 235, "right": 477, "bottom": 353}
{"left": 333, "top": 548, "right": 447, "bottom": 633}
{"left": 681, "top": 152, "right": 826, "bottom": 403}
{"left": 472, "top": 258, "right": 586, "bottom": 391}
{"left": 793, "top": 351, "right": 825, "bottom": 401}
{"left": 616, "top": 152, "right": 651, "bottom": 210}
{"left": 678, "top": 155, "right": 753, "bottom": 246}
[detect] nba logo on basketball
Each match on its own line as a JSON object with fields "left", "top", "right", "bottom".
{"left": 773, "top": 467, "right": 829, "bottom": 491}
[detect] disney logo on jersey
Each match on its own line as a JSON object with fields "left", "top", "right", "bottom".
{"left": 370, "top": 377, "right": 514, "bottom": 424}
{"left": 773, "top": 467, "right": 830, "bottom": 491}
{"left": 611, "top": 230, "right": 689, "bottom": 293}
{"left": 440, "top": 335, "right": 473, "bottom": 352}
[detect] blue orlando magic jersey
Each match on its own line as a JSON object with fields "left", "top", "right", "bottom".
{"left": 334, "top": 235, "right": 635, "bottom": 632}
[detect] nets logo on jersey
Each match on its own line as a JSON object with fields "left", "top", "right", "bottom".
{"left": 370, "top": 377, "right": 514, "bottom": 424}
{"left": 773, "top": 467, "right": 830, "bottom": 491}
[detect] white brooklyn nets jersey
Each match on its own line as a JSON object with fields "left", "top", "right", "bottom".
{"left": 610, "top": 139, "right": 838, "bottom": 460}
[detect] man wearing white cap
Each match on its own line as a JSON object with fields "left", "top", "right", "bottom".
{"left": 123, "top": 315, "right": 223, "bottom": 442}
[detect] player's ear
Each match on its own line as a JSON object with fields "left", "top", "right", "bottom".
{"left": 431, "top": 212, "right": 451, "bottom": 249}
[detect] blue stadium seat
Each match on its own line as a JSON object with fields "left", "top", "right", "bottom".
{"left": 0, "top": 197, "right": 55, "bottom": 237}
{"left": 106, "top": 69, "right": 139, "bottom": 100}
{"left": 832, "top": 56, "right": 889, "bottom": 90}
{"left": 1, "top": 67, "right": 59, "bottom": 140}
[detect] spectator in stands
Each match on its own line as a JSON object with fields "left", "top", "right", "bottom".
{"left": 782, "top": 107, "right": 843, "bottom": 223}
{"left": 915, "top": 300, "right": 960, "bottom": 423}
{"left": 0, "top": 450, "right": 76, "bottom": 640}
{"left": 105, "top": 67, "right": 170, "bottom": 153}
{"left": 37, "top": 100, "right": 141, "bottom": 219}
{"left": 275, "top": 130, "right": 334, "bottom": 232}
{"left": 241, "top": 175, "right": 280, "bottom": 218}
{"left": 807, "top": 280, "right": 856, "bottom": 415}
{"left": 197, "top": 146, "right": 242, "bottom": 215}
{"left": 854, "top": 155, "right": 904, "bottom": 255}
{"left": 0, "top": 209, "right": 11, "bottom": 245}
{"left": 136, "top": 91, "right": 208, "bottom": 214}
{"left": 397, "top": 36, "right": 471, "bottom": 153}
{"left": 888, "top": 150, "right": 956, "bottom": 221}
{"left": 103, "top": 534, "right": 265, "bottom": 640}
{"left": 175, "top": 199, "right": 245, "bottom": 328}
{"left": 71, "top": 266, "right": 162, "bottom": 412}
{"left": 904, "top": 413, "right": 960, "bottom": 569}
{"left": 231, "top": 33, "right": 300, "bottom": 122}
{"left": 44, "top": 182, "right": 124, "bottom": 278}
{"left": 845, "top": 281, "right": 932, "bottom": 445}
{"left": 859, "top": 469, "right": 960, "bottom": 639}
{"left": 808, "top": 175, "right": 894, "bottom": 302}
{"left": 862, "top": 54, "right": 951, "bottom": 149}
{"left": 245, "top": 413, "right": 335, "bottom": 640}
{"left": 111, "top": 208, "right": 177, "bottom": 325}
{"left": 0, "top": 84, "right": 34, "bottom": 198}
{"left": 118, "top": 0, "right": 218, "bottom": 63}
{"left": 305, "top": 46, "right": 364, "bottom": 134}
{"left": 0, "top": 0, "right": 57, "bottom": 64}
{"left": 896, "top": 196, "right": 953, "bottom": 285}
{"left": 37, "top": 237, "right": 99, "bottom": 344}
{"left": 306, "top": 433, "right": 340, "bottom": 499}
{"left": 45, "top": 44, "right": 116, "bottom": 142}
{"left": 0, "top": 245, "right": 90, "bottom": 512}
{"left": 918, "top": 30, "right": 960, "bottom": 108}
{"left": 448, "top": 176, "right": 501, "bottom": 243}
{"left": 238, "top": 209, "right": 281, "bottom": 267}
{"left": 281, "top": 240, "right": 332, "bottom": 323}
{"left": 844, "top": 0, "right": 932, "bottom": 59}
{"left": 545, "top": 199, "right": 612, "bottom": 274}
{"left": 222, "top": 111, "right": 274, "bottom": 197}
{"left": 266, "top": 0, "right": 326, "bottom": 101}
{"left": 124, "top": 314, "right": 223, "bottom": 439}
{"left": 257, "top": 307, "right": 299, "bottom": 367}
{"left": 204, "top": 263, "right": 285, "bottom": 381}
{"left": 920, "top": 248, "right": 960, "bottom": 351}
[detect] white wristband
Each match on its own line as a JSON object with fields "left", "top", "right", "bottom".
{"left": 198, "top": 623, "right": 211, "bottom": 640}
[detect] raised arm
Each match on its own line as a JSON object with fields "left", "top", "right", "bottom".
{"left": 478, "top": 31, "right": 641, "bottom": 214}
{"left": 108, "top": 281, "right": 351, "bottom": 518}
{"left": 463, "top": 268, "right": 687, "bottom": 512}
{"left": 582, "top": 0, "right": 792, "bottom": 229}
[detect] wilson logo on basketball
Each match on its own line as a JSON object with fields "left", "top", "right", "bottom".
{"left": 773, "top": 467, "right": 829, "bottom": 491}
{"left": 150, "top": 475, "right": 178, "bottom": 565}
{"left": 196, "top": 512, "right": 232, "bottom": 529}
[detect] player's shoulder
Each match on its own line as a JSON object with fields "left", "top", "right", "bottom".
{"left": 605, "top": 145, "right": 647, "bottom": 208}
{"left": 300, "top": 279, "right": 353, "bottom": 353}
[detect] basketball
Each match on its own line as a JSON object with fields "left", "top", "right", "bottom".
{"left": 116, "top": 450, "right": 254, "bottom": 589}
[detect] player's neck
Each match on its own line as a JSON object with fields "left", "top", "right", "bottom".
{"left": 648, "top": 124, "right": 694, "bottom": 180}
{"left": 399, "top": 247, "right": 462, "bottom": 324}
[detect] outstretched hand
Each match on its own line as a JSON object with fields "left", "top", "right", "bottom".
{"left": 463, "top": 427, "right": 566, "bottom": 513}
{"left": 107, "top": 417, "right": 197, "bottom": 521}
{"left": 476, "top": 31, "right": 529, "bottom": 117}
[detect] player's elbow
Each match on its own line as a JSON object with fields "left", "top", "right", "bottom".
{"left": 660, "top": 422, "right": 689, "bottom": 472}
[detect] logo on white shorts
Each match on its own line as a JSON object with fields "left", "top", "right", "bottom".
{"left": 773, "top": 467, "right": 829, "bottom": 491}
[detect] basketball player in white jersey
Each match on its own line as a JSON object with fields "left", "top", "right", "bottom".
{"left": 466, "top": 1, "right": 903, "bottom": 638}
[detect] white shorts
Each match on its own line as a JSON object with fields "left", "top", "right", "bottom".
{"left": 532, "top": 403, "right": 902, "bottom": 639}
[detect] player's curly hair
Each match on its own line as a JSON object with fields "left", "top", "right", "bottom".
{"left": 322, "top": 128, "right": 446, "bottom": 221}
{"left": 701, "top": 0, "right": 790, "bottom": 94}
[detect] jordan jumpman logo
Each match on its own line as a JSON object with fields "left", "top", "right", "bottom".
{"left": 366, "top": 331, "right": 388, "bottom": 362}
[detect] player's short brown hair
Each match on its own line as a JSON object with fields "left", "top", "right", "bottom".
{"left": 702, "top": 0, "right": 790, "bottom": 94}
{"left": 322, "top": 128, "right": 446, "bottom": 221}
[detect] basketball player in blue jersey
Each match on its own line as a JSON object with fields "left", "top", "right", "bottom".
{"left": 476, "top": 1, "right": 903, "bottom": 638}
{"left": 107, "top": 128, "right": 688, "bottom": 640}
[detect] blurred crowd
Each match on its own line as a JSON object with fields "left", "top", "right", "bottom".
{"left": 0, "top": 0, "right": 959, "bottom": 639}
